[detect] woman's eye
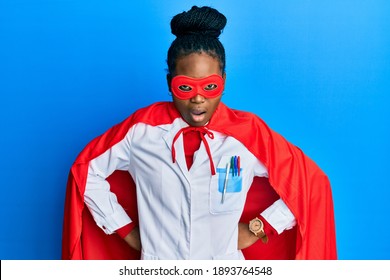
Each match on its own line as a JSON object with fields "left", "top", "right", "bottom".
{"left": 178, "top": 85, "right": 192, "bottom": 92}
{"left": 204, "top": 84, "right": 218, "bottom": 91}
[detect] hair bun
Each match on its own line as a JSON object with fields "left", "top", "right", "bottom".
{"left": 171, "top": 6, "right": 227, "bottom": 38}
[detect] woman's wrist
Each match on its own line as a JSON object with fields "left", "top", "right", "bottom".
{"left": 123, "top": 227, "right": 141, "bottom": 251}
{"left": 238, "top": 222, "right": 260, "bottom": 250}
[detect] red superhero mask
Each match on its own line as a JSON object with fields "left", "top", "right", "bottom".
{"left": 171, "top": 74, "right": 224, "bottom": 100}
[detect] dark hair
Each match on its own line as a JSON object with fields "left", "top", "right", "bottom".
{"left": 167, "top": 6, "right": 227, "bottom": 76}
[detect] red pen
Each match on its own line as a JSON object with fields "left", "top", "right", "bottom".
{"left": 237, "top": 156, "right": 241, "bottom": 176}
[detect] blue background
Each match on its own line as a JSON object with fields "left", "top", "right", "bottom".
{"left": 1, "top": 0, "right": 389, "bottom": 260}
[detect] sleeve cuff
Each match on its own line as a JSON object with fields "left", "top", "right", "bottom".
{"left": 97, "top": 206, "right": 133, "bottom": 234}
{"left": 258, "top": 216, "right": 277, "bottom": 236}
{"left": 260, "top": 198, "right": 297, "bottom": 234}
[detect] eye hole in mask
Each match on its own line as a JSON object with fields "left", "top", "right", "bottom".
{"left": 171, "top": 74, "right": 224, "bottom": 99}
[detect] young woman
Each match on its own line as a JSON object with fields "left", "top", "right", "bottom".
{"left": 62, "top": 6, "right": 336, "bottom": 260}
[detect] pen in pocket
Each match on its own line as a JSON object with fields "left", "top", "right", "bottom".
{"left": 221, "top": 161, "right": 230, "bottom": 204}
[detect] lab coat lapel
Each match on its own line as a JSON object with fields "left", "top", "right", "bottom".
{"left": 161, "top": 119, "right": 191, "bottom": 181}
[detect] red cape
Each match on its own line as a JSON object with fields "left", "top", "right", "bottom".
{"left": 62, "top": 102, "right": 337, "bottom": 260}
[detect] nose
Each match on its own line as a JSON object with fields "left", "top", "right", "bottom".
{"left": 190, "top": 94, "right": 205, "bottom": 103}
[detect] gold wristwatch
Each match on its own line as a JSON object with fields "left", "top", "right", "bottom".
{"left": 249, "top": 217, "right": 268, "bottom": 243}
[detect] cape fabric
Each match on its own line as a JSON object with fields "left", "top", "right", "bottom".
{"left": 62, "top": 102, "right": 337, "bottom": 260}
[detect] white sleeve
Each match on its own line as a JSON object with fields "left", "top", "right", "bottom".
{"left": 254, "top": 159, "right": 268, "bottom": 177}
{"left": 84, "top": 136, "right": 133, "bottom": 235}
{"left": 260, "top": 198, "right": 297, "bottom": 234}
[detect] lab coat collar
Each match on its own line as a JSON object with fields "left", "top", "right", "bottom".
{"left": 161, "top": 118, "right": 218, "bottom": 178}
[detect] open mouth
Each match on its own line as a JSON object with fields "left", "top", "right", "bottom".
{"left": 192, "top": 111, "right": 205, "bottom": 116}
{"left": 190, "top": 109, "right": 207, "bottom": 122}
{"left": 191, "top": 108, "right": 206, "bottom": 115}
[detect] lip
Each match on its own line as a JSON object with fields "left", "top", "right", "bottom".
{"left": 189, "top": 108, "right": 207, "bottom": 123}
{"left": 190, "top": 107, "right": 206, "bottom": 115}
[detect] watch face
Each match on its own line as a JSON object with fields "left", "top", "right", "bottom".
{"left": 251, "top": 220, "right": 261, "bottom": 231}
{"left": 249, "top": 218, "right": 267, "bottom": 242}
{"left": 249, "top": 218, "right": 263, "bottom": 233}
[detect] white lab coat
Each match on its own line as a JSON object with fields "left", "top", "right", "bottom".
{"left": 85, "top": 117, "right": 295, "bottom": 260}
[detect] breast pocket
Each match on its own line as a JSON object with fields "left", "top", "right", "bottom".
{"left": 209, "top": 155, "right": 245, "bottom": 214}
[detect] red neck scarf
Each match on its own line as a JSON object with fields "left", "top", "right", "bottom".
{"left": 171, "top": 126, "right": 216, "bottom": 175}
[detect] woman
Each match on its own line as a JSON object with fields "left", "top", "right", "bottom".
{"left": 62, "top": 6, "right": 336, "bottom": 260}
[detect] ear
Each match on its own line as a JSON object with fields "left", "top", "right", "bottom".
{"left": 222, "top": 72, "right": 226, "bottom": 85}
{"left": 166, "top": 73, "right": 172, "bottom": 93}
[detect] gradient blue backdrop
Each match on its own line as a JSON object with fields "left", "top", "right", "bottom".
{"left": 1, "top": 0, "right": 389, "bottom": 260}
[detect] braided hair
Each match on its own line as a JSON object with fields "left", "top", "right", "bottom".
{"left": 167, "top": 6, "right": 227, "bottom": 76}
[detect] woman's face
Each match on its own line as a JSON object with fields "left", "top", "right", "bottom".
{"left": 169, "top": 52, "right": 225, "bottom": 127}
